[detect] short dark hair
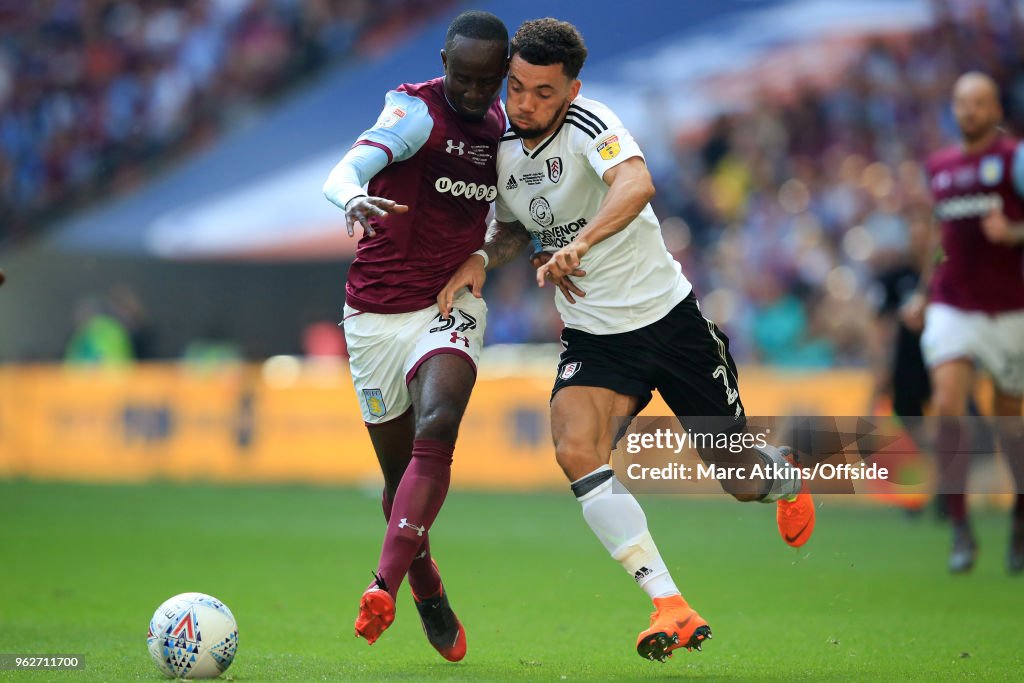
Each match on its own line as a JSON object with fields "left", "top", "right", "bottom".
{"left": 445, "top": 11, "right": 508, "bottom": 52}
{"left": 511, "top": 18, "right": 588, "bottom": 79}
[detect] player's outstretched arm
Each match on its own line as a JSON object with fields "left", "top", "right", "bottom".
{"left": 436, "top": 220, "right": 532, "bottom": 319}
{"left": 323, "top": 91, "right": 431, "bottom": 237}
{"left": 900, "top": 215, "right": 941, "bottom": 332}
{"left": 323, "top": 145, "right": 408, "bottom": 238}
{"left": 342, "top": 196, "right": 408, "bottom": 238}
{"left": 981, "top": 208, "right": 1024, "bottom": 245}
{"left": 531, "top": 251, "right": 587, "bottom": 304}
{"left": 536, "top": 156, "right": 654, "bottom": 285}
{"left": 484, "top": 219, "right": 533, "bottom": 268}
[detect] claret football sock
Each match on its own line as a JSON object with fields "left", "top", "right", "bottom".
{"left": 944, "top": 494, "right": 968, "bottom": 525}
{"left": 573, "top": 465, "right": 680, "bottom": 600}
{"left": 376, "top": 439, "right": 453, "bottom": 598}
{"left": 936, "top": 418, "right": 970, "bottom": 523}
{"left": 381, "top": 490, "right": 442, "bottom": 599}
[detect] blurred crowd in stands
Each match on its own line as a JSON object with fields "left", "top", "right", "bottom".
{"left": 485, "top": 1, "right": 1024, "bottom": 369}
{"left": 659, "top": 2, "right": 1024, "bottom": 368}
{"left": 7, "top": 2, "right": 1024, "bottom": 368}
{"left": 0, "top": 0, "right": 451, "bottom": 244}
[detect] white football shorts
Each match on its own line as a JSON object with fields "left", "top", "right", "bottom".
{"left": 343, "top": 290, "right": 487, "bottom": 424}
{"left": 921, "top": 302, "right": 1024, "bottom": 395}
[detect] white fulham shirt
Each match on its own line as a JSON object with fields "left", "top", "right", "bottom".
{"left": 495, "top": 94, "right": 692, "bottom": 335}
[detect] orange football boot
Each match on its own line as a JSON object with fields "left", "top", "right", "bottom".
{"left": 776, "top": 447, "right": 815, "bottom": 548}
{"left": 636, "top": 594, "right": 712, "bottom": 662}
{"left": 354, "top": 574, "right": 395, "bottom": 645}
{"left": 412, "top": 568, "right": 467, "bottom": 662}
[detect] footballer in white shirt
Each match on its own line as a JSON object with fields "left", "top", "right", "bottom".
{"left": 438, "top": 18, "right": 815, "bottom": 663}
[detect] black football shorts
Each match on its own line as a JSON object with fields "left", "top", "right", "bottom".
{"left": 551, "top": 293, "right": 746, "bottom": 422}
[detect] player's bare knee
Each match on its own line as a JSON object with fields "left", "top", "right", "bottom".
{"left": 414, "top": 405, "right": 463, "bottom": 443}
{"left": 554, "top": 439, "right": 606, "bottom": 482}
{"left": 932, "top": 391, "right": 966, "bottom": 417}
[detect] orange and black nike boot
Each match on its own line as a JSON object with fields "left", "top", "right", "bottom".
{"left": 636, "top": 594, "right": 712, "bottom": 662}
{"left": 776, "top": 447, "right": 815, "bottom": 548}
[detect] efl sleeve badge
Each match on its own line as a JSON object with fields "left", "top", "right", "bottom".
{"left": 597, "top": 135, "right": 620, "bottom": 161}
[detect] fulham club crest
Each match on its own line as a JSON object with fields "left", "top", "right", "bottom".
{"left": 560, "top": 362, "right": 581, "bottom": 379}
{"left": 546, "top": 157, "right": 563, "bottom": 183}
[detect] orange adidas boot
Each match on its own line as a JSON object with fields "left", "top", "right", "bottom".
{"left": 636, "top": 594, "right": 712, "bottom": 662}
{"left": 777, "top": 447, "right": 815, "bottom": 548}
{"left": 354, "top": 574, "right": 395, "bottom": 645}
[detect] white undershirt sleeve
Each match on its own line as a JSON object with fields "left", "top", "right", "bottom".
{"left": 322, "top": 144, "right": 390, "bottom": 210}
{"left": 322, "top": 90, "right": 433, "bottom": 210}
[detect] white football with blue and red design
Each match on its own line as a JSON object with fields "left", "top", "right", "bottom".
{"left": 147, "top": 592, "right": 238, "bottom": 679}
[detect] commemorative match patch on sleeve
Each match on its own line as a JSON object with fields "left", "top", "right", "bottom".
{"left": 597, "top": 135, "right": 620, "bottom": 161}
{"left": 378, "top": 107, "right": 407, "bottom": 128}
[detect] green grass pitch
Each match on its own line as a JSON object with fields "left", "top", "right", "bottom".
{"left": 1, "top": 481, "right": 1022, "bottom": 681}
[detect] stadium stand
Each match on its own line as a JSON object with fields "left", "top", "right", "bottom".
{"left": 1, "top": 0, "right": 1021, "bottom": 366}
{"left": 0, "top": 0, "right": 454, "bottom": 244}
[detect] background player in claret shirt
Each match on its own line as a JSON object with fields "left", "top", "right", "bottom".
{"left": 438, "top": 18, "right": 813, "bottom": 663}
{"left": 902, "top": 71, "right": 1024, "bottom": 574}
{"left": 322, "top": 10, "right": 508, "bottom": 657}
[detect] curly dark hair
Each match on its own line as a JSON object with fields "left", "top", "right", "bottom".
{"left": 511, "top": 18, "right": 588, "bottom": 79}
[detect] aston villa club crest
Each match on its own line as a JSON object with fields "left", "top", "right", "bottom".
{"left": 979, "top": 154, "right": 1004, "bottom": 186}
{"left": 560, "top": 362, "right": 581, "bottom": 379}
{"left": 546, "top": 157, "right": 563, "bottom": 183}
{"left": 362, "top": 388, "right": 387, "bottom": 418}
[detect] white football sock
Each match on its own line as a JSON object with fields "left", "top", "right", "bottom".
{"left": 755, "top": 445, "right": 801, "bottom": 502}
{"left": 572, "top": 465, "right": 680, "bottom": 600}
